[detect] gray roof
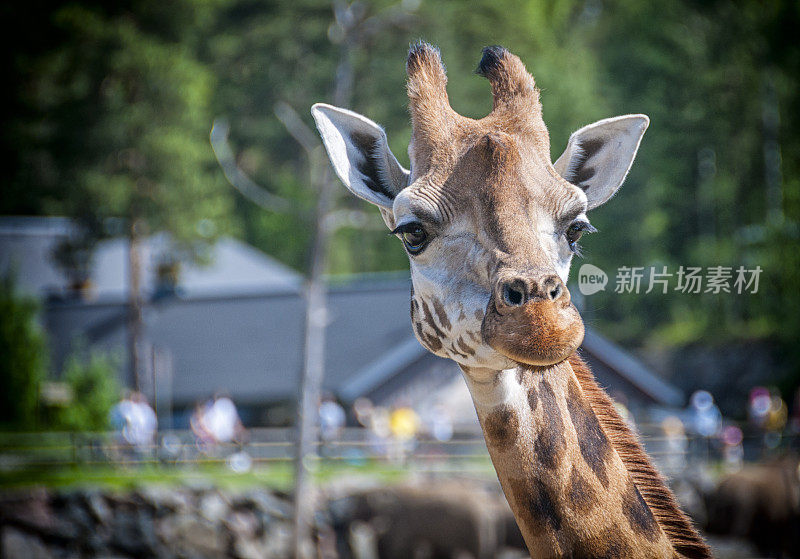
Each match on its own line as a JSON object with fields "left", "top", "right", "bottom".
{"left": 581, "top": 329, "right": 685, "bottom": 407}
{"left": 0, "top": 216, "right": 301, "bottom": 299}
{"left": 44, "top": 279, "right": 416, "bottom": 407}
{"left": 0, "top": 217, "right": 74, "bottom": 296}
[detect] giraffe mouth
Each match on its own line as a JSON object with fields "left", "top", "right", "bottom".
{"left": 481, "top": 291, "right": 585, "bottom": 367}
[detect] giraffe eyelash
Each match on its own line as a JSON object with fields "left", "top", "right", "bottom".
{"left": 566, "top": 221, "right": 596, "bottom": 255}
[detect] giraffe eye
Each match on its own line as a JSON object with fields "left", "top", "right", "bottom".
{"left": 392, "top": 222, "right": 429, "bottom": 254}
{"left": 565, "top": 221, "right": 595, "bottom": 252}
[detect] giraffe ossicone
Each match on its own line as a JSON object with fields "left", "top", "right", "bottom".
{"left": 312, "top": 42, "right": 711, "bottom": 559}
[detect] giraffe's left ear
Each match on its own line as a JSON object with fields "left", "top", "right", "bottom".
{"left": 554, "top": 115, "right": 649, "bottom": 210}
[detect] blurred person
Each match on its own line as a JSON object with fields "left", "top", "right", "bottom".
{"left": 109, "top": 390, "right": 134, "bottom": 458}
{"left": 748, "top": 386, "right": 771, "bottom": 428}
{"left": 422, "top": 401, "right": 453, "bottom": 443}
{"left": 660, "top": 415, "right": 688, "bottom": 476}
{"left": 190, "top": 398, "right": 215, "bottom": 453}
{"left": 720, "top": 424, "right": 744, "bottom": 472}
{"left": 353, "top": 398, "right": 391, "bottom": 459}
{"left": 764, "top": 389, "right": 788, "bottom": 431}
{"left": 109, "top": 390, "right": 133, "bottom": 431}
{"left": 319, "top": 394, "right": 346, "bottom": 441}
{"left": 109, "top": 391, "right": 156, "bottom": 456}
{"left": 764, "top": 389, "right": 788, "bottom": 450}
{"left": 128, "top": 391, "right": 157, "bottom": 452}
{"left": 204, "top": 393, "right": 245, "bottom": 445}
{"left": 749, "top": 386, "right": 788, "bottom": 451}
{"left": 353, "top": 397, "right": 373, "bottom": 428}
{"left": 689, "top": 389, "right": 721, "bottom": 437}
{"left": 388, "top": 402, "right": 420, "bottom": 464}
{"left": 369, "top": 406, "right": 392, "bottom": 459}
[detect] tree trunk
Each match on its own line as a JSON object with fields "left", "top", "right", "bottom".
{"left": 127, "top": 218, "right": 144, "bottom": 391}
{"left": 291, "top": 8, "right": 354, "bottom": 557}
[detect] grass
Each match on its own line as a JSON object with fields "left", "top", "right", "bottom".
{"left": 0, "top": 456, "right": 496, "bottom": 491}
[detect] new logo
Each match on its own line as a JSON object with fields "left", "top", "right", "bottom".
{"left": 578, "top": 263, "right": 607, "bottom": 296}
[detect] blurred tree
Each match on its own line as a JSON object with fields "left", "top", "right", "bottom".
{"left": 582, "top": 0, "right": 799, "bottom": 355}
{"left": 51, "top": 350, "right": 120, "bottom": 432}
{"left": 0, "top": 275, "right": 47, "bottom": 430}
{"left": 4, "top": 1, "right": 236, "bottom": 386}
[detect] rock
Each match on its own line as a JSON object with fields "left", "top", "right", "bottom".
{"left": 261, "top": 522, "right": 292, "bottom": 558}
{"left": 107, "top": 505, "right": 159, "bottom": 556}
{"left": 60, "top": 493, "right": 94, "bottom": 535}
{"left": 225, "top": 509, "right": 259, "bottom": 539}
{"left": 245, "top": 490, "right": 292, "bottom": 520}
{"left": 232, "top": 536, "right": 266, "bottom": 559}
{"left": 0, "top": 488, "right": 76, "bottom": 541}
{"left": 156, "top": 515, "right": 226, "bottom": 557}
{"left": 0, "top": 486, "right": 295, "bottom": 559}
{"left": 82, "top": 490, "right": 112, "bottom": 525}
{"left": 198, "top": 491, "right": 230, "bottom": 525}
{"left": 137, "top": 486, "right": 193, "bottom": 513}
{"left": 2, "top": 526, "right": 54, "bottom": 559}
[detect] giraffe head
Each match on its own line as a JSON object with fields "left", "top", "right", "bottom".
{"left": 312, "top": 43, "right": 648, "bottom": 371}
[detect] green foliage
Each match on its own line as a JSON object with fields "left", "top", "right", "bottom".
{"left": 51, "top": 351, "right": 120, "bottom": 433}
{"left": 0, "top": 276, "right": 47, "bottom": 430}
{"left": 5, "top": 0, "right": 234, "bottom": 262}
{"left": 576, "top": 0, "right": 800, "bottom": 359}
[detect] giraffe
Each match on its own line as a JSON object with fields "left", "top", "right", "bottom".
{"left": 311, "top": 42, "right": 711, "bottom": 558}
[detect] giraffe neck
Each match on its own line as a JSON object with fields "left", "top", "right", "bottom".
{"left": 461, "top": 355, "right": 710, "bottom": 559}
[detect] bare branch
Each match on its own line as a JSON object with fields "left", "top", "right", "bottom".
{"left": 210, "top": 117, "right": 293, "bottom": 213}
{"left": 323, "top": 209, "right": 385, "bottom": 232}
{"left": 274, "top": 102, "right": 321, "bottom": 155}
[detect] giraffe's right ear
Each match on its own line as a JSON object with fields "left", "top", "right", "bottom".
{"left": 311, "top": 103, "right": 409, "bottom": 211}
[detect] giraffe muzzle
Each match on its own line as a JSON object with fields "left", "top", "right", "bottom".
{"left": 482, "top": 272, "right": 584, "bottom": 366}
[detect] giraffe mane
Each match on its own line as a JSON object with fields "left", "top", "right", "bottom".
{"left": 568, "top": 353, "right": 712, "bottom": 559}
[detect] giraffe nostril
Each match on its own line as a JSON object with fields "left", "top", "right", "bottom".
{"left": 503, "top": 283, "right": 526, "bottom": 307}
{"left": 549, "top": 283, "right": 562, "bottom": 301}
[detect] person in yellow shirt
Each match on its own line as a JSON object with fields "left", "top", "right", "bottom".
{"left": 388, "top": 404, "right": 419, "bottom": 464}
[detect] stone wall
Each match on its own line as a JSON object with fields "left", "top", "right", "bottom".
{"left": 0, "top": 486, "right": 294, "bottom": 559}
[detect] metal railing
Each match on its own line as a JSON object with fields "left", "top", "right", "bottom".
{"left": 0, "top": 425, "right": 795, "bottom": 474}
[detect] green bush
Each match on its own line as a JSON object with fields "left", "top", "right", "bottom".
{"left": 0, "top": 275, "right": 47, "bottom": 430}
{"left": 52, "top": 351, "right": 120, "bottom": 432}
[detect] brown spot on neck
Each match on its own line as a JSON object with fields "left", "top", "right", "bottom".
{"left": 527, "top": 385, "right": 538, "bottom": 412}
{"left": 508, "top": 476, "right": 561, "bottom": 535}
{"left": 534, "top": 380, "right": 566, "bottom": 471}
{"left": 622, "top": 480, "right": 660, "bottom": 540}
{"left": 573, "top": 529, "right": 633, "bottom": 559}
{"left": 566, "top": 376, "right": 612, "bottom": 487}
{"left": 566, "top": 466, "right": 595, "bottom": 514}
{"left": 483, "top": 405, "right": 519, "bottom": 450}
